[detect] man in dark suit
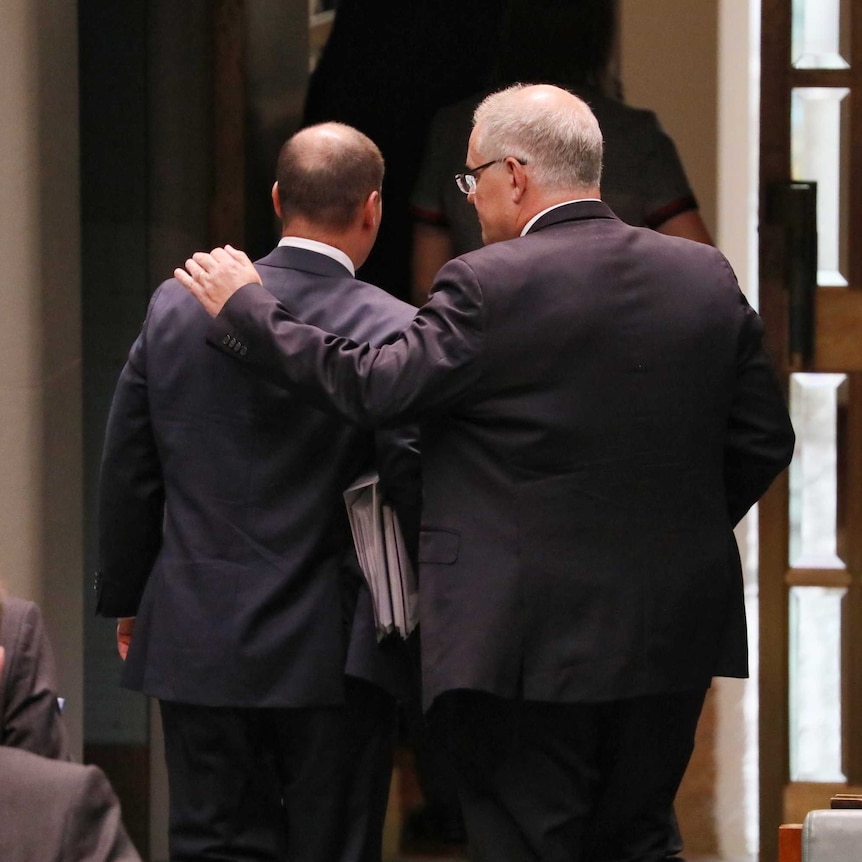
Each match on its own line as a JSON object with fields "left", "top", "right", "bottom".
{"left": 96, "top": 123, "right": 419, "bottom": 861}
{"left": 178, "top": 85, "right": 795, "bottom": 861}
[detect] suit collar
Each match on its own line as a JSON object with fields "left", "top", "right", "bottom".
{"left": 256, "top": 245, "right": 354, "bottom": 279}
{"left": 525, "top": 199, "right": 618, "bottom": 235}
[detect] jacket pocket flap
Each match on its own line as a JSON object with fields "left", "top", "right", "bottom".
{"left": 418, "top": 529, "right": 460, "bottom": 565}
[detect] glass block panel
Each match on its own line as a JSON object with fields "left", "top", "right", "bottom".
{"left": 791, "top": 88, "right": 850, "bottom": 287}
{"left": 789, "top": 586, "right": 846, "bottom": 782}
{"left": 789, "top": 373, "right": 846, "bottom": 568}
{"left": 792, "top": 0, "right": 850, "bottom": 69}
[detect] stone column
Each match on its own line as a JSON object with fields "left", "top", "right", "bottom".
{"left": 0, "top": 0, "right": 84, "bottom": 756}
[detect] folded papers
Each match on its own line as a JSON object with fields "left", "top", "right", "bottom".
{"left": 344, "top": 472, "right": 419, "bottom": 640}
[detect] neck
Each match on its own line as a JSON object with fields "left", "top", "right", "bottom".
{"left": 516, "top": 188, "right": 601, "bottom": 233}
{"left": 281, "top": 221, "right": 363, "bottom": 268}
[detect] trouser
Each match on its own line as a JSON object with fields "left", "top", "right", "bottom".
{"left": 159, "top": 677, "right": 397, "bottom": 862}
{"left": 436, "top": 688, "right": 707, "bottom": 862}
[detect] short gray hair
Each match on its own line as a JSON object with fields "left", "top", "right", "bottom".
{"left": 472, "top": 85, "right": 603, "bottom": 193}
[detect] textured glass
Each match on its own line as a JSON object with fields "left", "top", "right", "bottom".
{"left": 789, "top": 373, "right": 846, "bottom": 568}
{"left": 791, "top": 88, "right": 850, "bottom": 287}
{"left": 789, "top": 586, "right": 846, "bottom": 781}
{"left": 792, "top": 0, "right": 850, "bottom": 69}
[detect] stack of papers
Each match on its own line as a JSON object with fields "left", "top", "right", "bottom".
{"left": 344, "top": 471, "right": 419, "bottom": 640}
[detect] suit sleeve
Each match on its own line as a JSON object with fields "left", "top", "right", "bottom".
{"left": 1, "top": 600, "right": 71, "bottom": 760}
{"left": 0, "top": 749, "right": 141, "bottom": 862}
{"left": 66, "top": 764, "right": 142, "bottom": 862}
{"left": 374, "top": 423, "right": 421, "bottom": 564}
{"left": 205, "top": 258, "right": 486, "bottom": 426}
{"left": 96, "top": 293, "right": 166, "bottom": 618}
{"left": 724, "top": 288, "right": 795, "bottom": 525}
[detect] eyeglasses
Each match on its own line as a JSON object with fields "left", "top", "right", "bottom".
{"left": 454, "top": 157, "right": 527, "bottom": 195}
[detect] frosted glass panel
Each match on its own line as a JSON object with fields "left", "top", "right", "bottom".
{"left": 792, "top": 0, "right": 850, "bottom": 69}
{"left": 791, "top": 88, "right": 850, "bottom": 287}
{"left": 789, "top": 373, "right": 846, "bottom": 568}
{"left": 789, "top": 586, "right": 846, "bottom": 781}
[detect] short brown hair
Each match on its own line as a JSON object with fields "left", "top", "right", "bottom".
{"left": 276, "top": 122, "right": 384, "bottom": 230}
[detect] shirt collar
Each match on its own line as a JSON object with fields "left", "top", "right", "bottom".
{"left": 277, "top": 236, "right": 355, "bottom": 276}
{"left": 520, "top": 199, "right": 603, "bottom": 236}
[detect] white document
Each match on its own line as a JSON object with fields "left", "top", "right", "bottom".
{"left": 344, "top": 471, "right": 418, "bottom": 639}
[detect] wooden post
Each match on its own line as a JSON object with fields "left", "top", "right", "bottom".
{"left": 778, "top": 823, "right": 803, "bottom": 862}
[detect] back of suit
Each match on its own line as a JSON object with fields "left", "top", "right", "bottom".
{"left": 96, "top": 117, "right": 419, "bottom": 862}
{"left": 98, "top": 251, "right": 416, "bottom": 861}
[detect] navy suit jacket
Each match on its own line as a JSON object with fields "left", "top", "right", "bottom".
{"left": 205, "top": 202, "right": 795, "bottom": 710}
{"left": 96, "top": 246, "right": 419, "bottom": 706}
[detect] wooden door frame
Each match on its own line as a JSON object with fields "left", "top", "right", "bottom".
{"left": 759, "top": 1, "right": 862, "bottom": 859}
{"left": 758, "top": 8, "right": 793, "bottom": 862}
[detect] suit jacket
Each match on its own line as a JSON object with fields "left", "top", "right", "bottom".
{"left": 0, "top": 746, "right": 140, "bottom": 862}
{"left": 206, "top": 202, "right": 796, "bottom": 710}
{"left": 96, "top": 246, "right": 419, "bottom": 706}
{"left": 0, "top": 596, "right": 71, "bottom": 759}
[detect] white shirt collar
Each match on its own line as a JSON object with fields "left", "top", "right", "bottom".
{"left": 277, "top": 236, "right": 355, "bottom": 276}
{"left": 520, "top": 198, "right": 603, "bottom": 236}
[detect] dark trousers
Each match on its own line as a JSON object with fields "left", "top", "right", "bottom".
{"left": 159, "top": 677, "right": 397, "bottom": 862}
{"left": 436, "top": 689, "right": 707, "bottom": 862}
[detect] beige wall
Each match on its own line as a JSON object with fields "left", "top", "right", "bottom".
{"left": 619, "top": 0, "right": 719, "bottom": 240}
{"left": 0, "top": 0, "right": 84, "bottom": 756}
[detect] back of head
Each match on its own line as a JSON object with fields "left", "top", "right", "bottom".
{"left": 276, "top": 122, "right": 384, "bottom": 230}
{"left": 473, "top": 84, "right": 603, "bottom": 195}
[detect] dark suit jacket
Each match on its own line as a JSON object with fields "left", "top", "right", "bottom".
{"left": 0, "top": 596, "right": 70, "bottom": 759}
{"left": 96, "top": 246, "right": 419, "bottom": 706}
{"left": 206, "top": 202, "right": 795, "bottom": 710}
{"left": 0, "top": 746, "right": 140, "bottom": 861}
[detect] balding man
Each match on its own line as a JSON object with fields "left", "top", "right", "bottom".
{"left": 178, "top": 86, "right": 794, "bottom": 861}
{"left": 97, "top": 123, "right": 420, "bottom": 862}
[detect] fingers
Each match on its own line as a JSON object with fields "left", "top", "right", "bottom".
{"left": 225, "top": 244, "right": 252, "bottom": 266}
{"left": 174, "top": 266, "right": 193, "bottom": 289}
{"left": 192, "top": 250, "right": 218, "bottom": 272}
{"left": 173, "top": 245, "right": 258, "bottom": 319}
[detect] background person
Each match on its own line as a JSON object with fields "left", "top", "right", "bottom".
{"left": 0, "top": 587, "right": 71, "bottom": 760}
{"left": 411, "top": 0, "right": 712, "bottom": 304}
{"left": 0, "top": 633, "right": 140, "bottom": 861}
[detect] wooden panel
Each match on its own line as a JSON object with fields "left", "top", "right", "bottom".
{"left": 778, "top": 823, "right": 803, "bottom": 862}
{"left": 210, "top": 0, "right": 246, "bottom": 247}
{"left": 760, "top": 476, "right": 793, "bottom": 862}
{"left": 758, "top": 3, "right": 792, "bottom": 854}
{"left": 842, "top": 376, "right": 862, "bottom": 782}
{"left": 854, "top": 0, "right": 862, "bottom": 290}
{"left": 789, "top": 69, "right": 853, "bottom": 87}
{"left": 814, "top": 290, "right": 862, "bottom": 372}
{"left": 786, "top": 569, "right": 851, "bottom": 588}
{"left": 84, "top": 744, "right": 150, "bottom": 860}
{"left": 784, "top": 781, "right": 862, "bottom": 823}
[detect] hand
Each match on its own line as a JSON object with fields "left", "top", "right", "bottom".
{"left": 117, "top": 617, "right": 135, "bottom": 660}
{"left": 175, "top": 244, "right": 262, "bottom": 318}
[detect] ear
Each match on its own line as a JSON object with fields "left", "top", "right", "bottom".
{"left": 507, "top": 157, "right": 528, "bottom": 204}
{"left": 271, "top": 181, "right": 282, "bottom": 219}
{"left": 361, "top": 190, "right": 381, "bottom": 231}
